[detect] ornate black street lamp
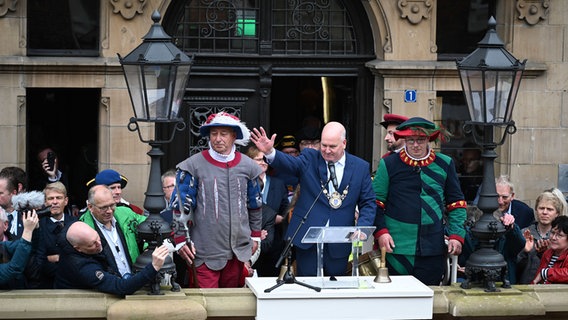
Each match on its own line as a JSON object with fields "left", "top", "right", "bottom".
{"left": 456, "top": 17, "right": 526, "bottom": 292}
{"left": 118, "top": 10, "right": 192, "bottom": 295}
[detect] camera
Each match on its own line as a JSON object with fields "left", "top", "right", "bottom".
{"left": 47, "top": 151, "right": 56, "bottom": 171}
{"left": 19, "top": 206, "right": 52, "bottom": 219}
{"left": 12, "top": 191, "right": 52, "bottom": 219}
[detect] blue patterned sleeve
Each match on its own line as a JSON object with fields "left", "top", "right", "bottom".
{"left": 169, "top": 169, "right": 198, "bottom": 212}
{"left": 247, "top": 178, "right": 263, "bottom": 210}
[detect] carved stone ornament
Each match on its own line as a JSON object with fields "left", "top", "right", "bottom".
{"left": 397, "top": 0, "right": 432, "bottom": 25}
{"left": 0, "top": 0, "right": 18, "bottom": 17}
{"left": 110, "top": 0, "right": 147, "bottom": 20}
{"left": 516, "top": 0, "right": 549, "bottom": 25}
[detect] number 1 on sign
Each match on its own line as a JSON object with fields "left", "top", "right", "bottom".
{"left": 405, "top": 89, "right": 417, "bottom": 103}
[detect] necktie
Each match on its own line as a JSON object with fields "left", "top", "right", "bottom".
{"left": 7, "top": 214, "right": 13, "bottom": 231}
{"left": 328, "top": 162, "right": 339, "bottom": 191}
{"left": 259, "top": 178, "right": 265, "bottom": 193}
{"left": 55, "top": 220, "right": 64, "bottom": 232}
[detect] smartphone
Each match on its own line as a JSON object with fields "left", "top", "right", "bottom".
{"left": 47, "top": 151, "right": 56, "bottom": 171}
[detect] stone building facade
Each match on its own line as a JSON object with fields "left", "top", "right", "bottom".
{"left": 0, "top": 0, "right": 564, "bottom": 210}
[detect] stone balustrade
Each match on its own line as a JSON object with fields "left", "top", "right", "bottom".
{"left": 0, "top": 283, "right": 566, "bottom": 319}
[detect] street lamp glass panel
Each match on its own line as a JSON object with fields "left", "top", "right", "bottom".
{"left": 122, "top": 64, "right": 146, "bottom": 119}
{"left": 459, "top": 69, "right": 520, "bottom": 125}
{"left": 123, "top": 63, "right": 190, "bottom": 121}
{"left": 172, "top": 64, "right": 191, "bottom": 118}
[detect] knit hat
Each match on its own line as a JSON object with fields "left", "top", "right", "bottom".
{"left": 86, "top": 169, "right": 128, "bottom": 188}
{"left": 199, "top": 112, "right": 250, "bottom": 146}
{"left": 394, "top": 117, "right": 449, "bottom": 142}
{"left": 276, "top": 135, "right": 299, "bottom": 151}
{"left": 380, "top": 113, "right": 409, "bottom": 129}
{"left": 295, "top": 126, "right": 321, "bottom": 142}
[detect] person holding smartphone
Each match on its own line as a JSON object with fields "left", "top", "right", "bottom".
{"left": 34, "top": 147, "right": 76, "bottom": 216}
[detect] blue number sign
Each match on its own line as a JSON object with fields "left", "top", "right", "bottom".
{"left": 405, "top": 89, "right": 417, "bottom": 103}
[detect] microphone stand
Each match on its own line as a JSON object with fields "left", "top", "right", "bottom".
{"left": 264, "top": 178, "right": 330, "bottom": 293}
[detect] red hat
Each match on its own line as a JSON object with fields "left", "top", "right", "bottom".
{"left": 380, "top": 114, "right": 409, "bottom": 129}
{"left": 393, "top": 117, "right": 444, "bottom": 142}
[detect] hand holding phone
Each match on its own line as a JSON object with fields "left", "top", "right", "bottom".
{"left": 47, "top": 152, "right": 56, "bottom": 171}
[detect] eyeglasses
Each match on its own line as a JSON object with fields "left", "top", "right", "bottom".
{"left": 162, "top": 184, "right": 175, "bottom": 190}
{"left": 253, "top": 157, "right": 265, "bottom": 163}
{"left": 550, "top": 231, "right": 567, "bottom": 239}
{"left": 91, "top": 203, "right": 116, "bottom": 212}
{"left": 300, "top": 140, "right": 320, "bottom": 147}
{"left": 405, "top": 138, "right": 428, "bottom": 145}
{"left": 284, "top": 150, "right": 299, "bottom": 156}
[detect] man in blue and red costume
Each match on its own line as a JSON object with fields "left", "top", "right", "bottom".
{"left": 170, "top": 112, "right": 263, "bottom": 288}
{"left": 372, "top": 117, "right": 466, "bottom": 285}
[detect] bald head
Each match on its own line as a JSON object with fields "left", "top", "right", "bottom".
{"left": 67, "top": 221, "right": 102, "bottom": 254}
{"left": 322, "top": 122, "right": 346, "bottom": 140}
{"left": 320, "top": 122, "right": 346, "bottom": 163}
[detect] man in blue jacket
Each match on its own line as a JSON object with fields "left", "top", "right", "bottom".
{"left": 55, "top": 221, "right": 169, "bottom": 296}
{"left": 0, "top": 211, "right": 39, "bottom": 286}
{"left": 251, "top": 121, "right": 376, "bottom": 277}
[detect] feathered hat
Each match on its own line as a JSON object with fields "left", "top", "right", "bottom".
{"left": 394, "top": 117, "right": 450, "bottom": 143}
{"left": 199, "top": 112, "right": 250, "bottom": 146}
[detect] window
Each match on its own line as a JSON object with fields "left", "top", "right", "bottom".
{"left": 438, "top": 92, "right": 482, "bottom": 204}
{"left": 436, "top": 0, "right": 496, "bottom": 60}
{"left": 27, "top": 0, "right": 100, "bottom": 56}
{"left": 172, "top": 0, "right": 356, "bottom": 55}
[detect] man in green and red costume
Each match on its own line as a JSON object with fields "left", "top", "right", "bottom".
{"left": 372, "top": 117, "right": 466, "bottom": 285}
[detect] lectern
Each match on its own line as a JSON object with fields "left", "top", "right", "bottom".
{"left": 302, "top": 226, "right": 375, "bottom": 288}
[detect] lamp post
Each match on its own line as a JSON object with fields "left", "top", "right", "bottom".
{"left": 456, "top": 17, "right": 526, "bottom": 292}
{"left": 118, "top": 10, "right": 192, "bottom": 295}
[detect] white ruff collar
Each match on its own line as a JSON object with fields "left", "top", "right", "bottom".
{"left": 208, "top": 142, "right": 236, "bottom": 162}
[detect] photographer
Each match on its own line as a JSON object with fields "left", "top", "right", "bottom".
{"left": 9, "top": 190, "right": 52, "bottom": 288}
{"left": 0, "top": 210, "right": 39, "bottom": 285}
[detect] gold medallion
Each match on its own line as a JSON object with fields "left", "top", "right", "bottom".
{"left": 329, "top": 191, "right": 342, "bottom": 209}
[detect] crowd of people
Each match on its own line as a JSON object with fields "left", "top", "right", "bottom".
{"left": 1, "top": 111, "right": 567, "bottom": 297}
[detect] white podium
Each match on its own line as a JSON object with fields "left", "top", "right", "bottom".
{"left": 246, "top": 275, "right": 433, "bottom": 320}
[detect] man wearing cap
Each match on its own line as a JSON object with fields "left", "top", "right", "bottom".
{"left": 170, "top": 112, "right": 263, "bottom": 288}
{"left": 380, "top": 113, "right": 409, "bottom": 158}
{"left": 296, "top": 126, "right": 321, "bottom": 152}
{"left": 276, "top": 135, "right": 300, "bottom": 157}
{"left": 250, "top": 122, "right": 376, "bottom": 277}
{"left": 86, "top": 169, "right": 144, "bottom": 215}
{"left": 372, "top": 117, "right": 466, "bottom": 285}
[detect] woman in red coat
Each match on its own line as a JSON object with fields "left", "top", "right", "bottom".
{"left": 532, "top": 216, "right": 568, "bottom": 284}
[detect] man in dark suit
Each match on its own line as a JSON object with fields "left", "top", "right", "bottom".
{"left": 34, "top": 182, "right": 78, "bottom": 288}
{"left": 251, "top": 122, "right": 376, "bottom": 276}
{"left": 495, "top": 175, "right": 534, "bottom": 229}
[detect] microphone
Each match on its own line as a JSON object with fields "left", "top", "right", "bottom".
{"left": 328, "top": 162, "right": 339, "bottom": 191}
{"left": 274, "top": 174, "right": 333, "bottom": 269}
{"left": 12, "top": 191, "right": 45, "bottom": 211}
{"left": 414, "top": 166, "right": 421, "bottom": 173}
{"left": 11, "top": 191, "right": 52, "bottom": 219}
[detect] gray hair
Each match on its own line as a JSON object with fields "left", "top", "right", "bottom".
{"left": 495, "top": 174, "right": 514, "bottom": 194}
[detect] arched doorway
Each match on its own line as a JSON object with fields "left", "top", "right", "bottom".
{"left": 161, "top": 0, "right": 376, "bottom": 170}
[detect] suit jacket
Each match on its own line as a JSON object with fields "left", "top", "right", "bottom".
{"left": 8, "top": 211, "right": 24, "bottom": 240}
{"left": 34, "top": 214, "right": 78, "bottom": 288}
{"left": 272, "top": 148, "right": 376, "bottom": 259}
{"left": 510, "top": 199, "right": 535, "bottom": 230}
